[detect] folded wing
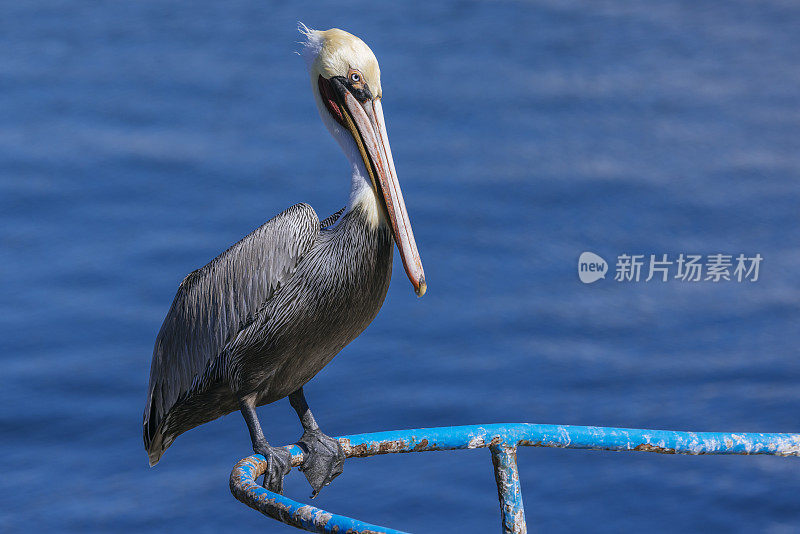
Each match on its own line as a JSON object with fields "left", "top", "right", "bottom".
{"left": 143, "top": 203, "right": 322, "bottom": 465}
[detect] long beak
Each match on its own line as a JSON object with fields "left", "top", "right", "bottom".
{"left": 333, "top": 84, "right": 426, "bottom": 297}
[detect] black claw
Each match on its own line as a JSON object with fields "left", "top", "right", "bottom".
{"left": 255, "top": 444, "right": 292, "bottom": 494}
{"left": 297, "top": 429, "right": 346, "bottom": 496}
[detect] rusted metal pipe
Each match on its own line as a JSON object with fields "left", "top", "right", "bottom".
{"left": 230, "top": 455, "right": 408, "bottom": 534}
{"left": 231, "top": 423, "right": 800, "bottom": 533}
{"left": 490, "top": 443, "right": 526, "bottom": 534}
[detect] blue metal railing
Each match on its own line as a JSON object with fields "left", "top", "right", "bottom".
{"left": 230, "top": 423, "right": 800, "bottom": 533}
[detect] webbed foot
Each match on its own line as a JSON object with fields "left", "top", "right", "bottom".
{"left": 297, "top": 429, "right": 345, "bottom": 497}
{"left": 254, "top": 443, "right": 292, "bottom": 494}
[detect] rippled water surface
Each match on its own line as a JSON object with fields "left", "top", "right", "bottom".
{"left": 2, "top": 1, "right": 800, "bottom": 532}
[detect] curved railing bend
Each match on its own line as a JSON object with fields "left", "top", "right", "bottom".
{"left": 230, "top": 423, "right": 800, "bottom": 533}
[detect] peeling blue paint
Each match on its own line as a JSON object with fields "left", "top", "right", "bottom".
{"left": 490, "top": 444, "right": 526, "bottom": 534}
{"left": 230, "top": 455, "right": 408, "bottom": 534}
{"left": 231, "top": 423, "right": 800, "bottom": 533}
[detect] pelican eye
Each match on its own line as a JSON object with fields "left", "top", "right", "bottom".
{"left": 346, "top": 68, "right": 365, "bottom": 87}
{"left": 342, "top": 68, "right": 371, "bottom": 102}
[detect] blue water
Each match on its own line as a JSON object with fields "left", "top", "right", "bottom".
{"left": 2, "top": 1, "right": 799, "bottom": 532}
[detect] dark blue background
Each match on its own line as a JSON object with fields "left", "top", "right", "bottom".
{"left": 2, "top": 1, "right": 799, "bottom": 532}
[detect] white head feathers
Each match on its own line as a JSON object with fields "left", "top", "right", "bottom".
{"left": 298, "top": 24, "right": 382, "bottom": 98}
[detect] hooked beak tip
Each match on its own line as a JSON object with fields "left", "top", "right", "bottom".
{"left": 415, "top": 277, "right": 427, "bottom": 298}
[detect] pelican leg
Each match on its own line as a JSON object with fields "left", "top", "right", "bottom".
{"left": 289, "top": 388, "right": 346, "bottom": 497}
{"left": 239, "top": 398, "right": 291, "bottom": 494}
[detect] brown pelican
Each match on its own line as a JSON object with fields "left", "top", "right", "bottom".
{"left": 143, "top": 26, "right": 425, "bottom": 495}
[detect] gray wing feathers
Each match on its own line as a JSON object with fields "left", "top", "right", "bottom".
{"left": 320, "top": 206, "right": 345, "bottom": 228}
{"left": 143, "top": 203, "right": 319, "bottom": 459}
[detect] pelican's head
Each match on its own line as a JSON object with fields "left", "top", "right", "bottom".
{"left": 300, "top": 25, "right": 426, "bottom": 297}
